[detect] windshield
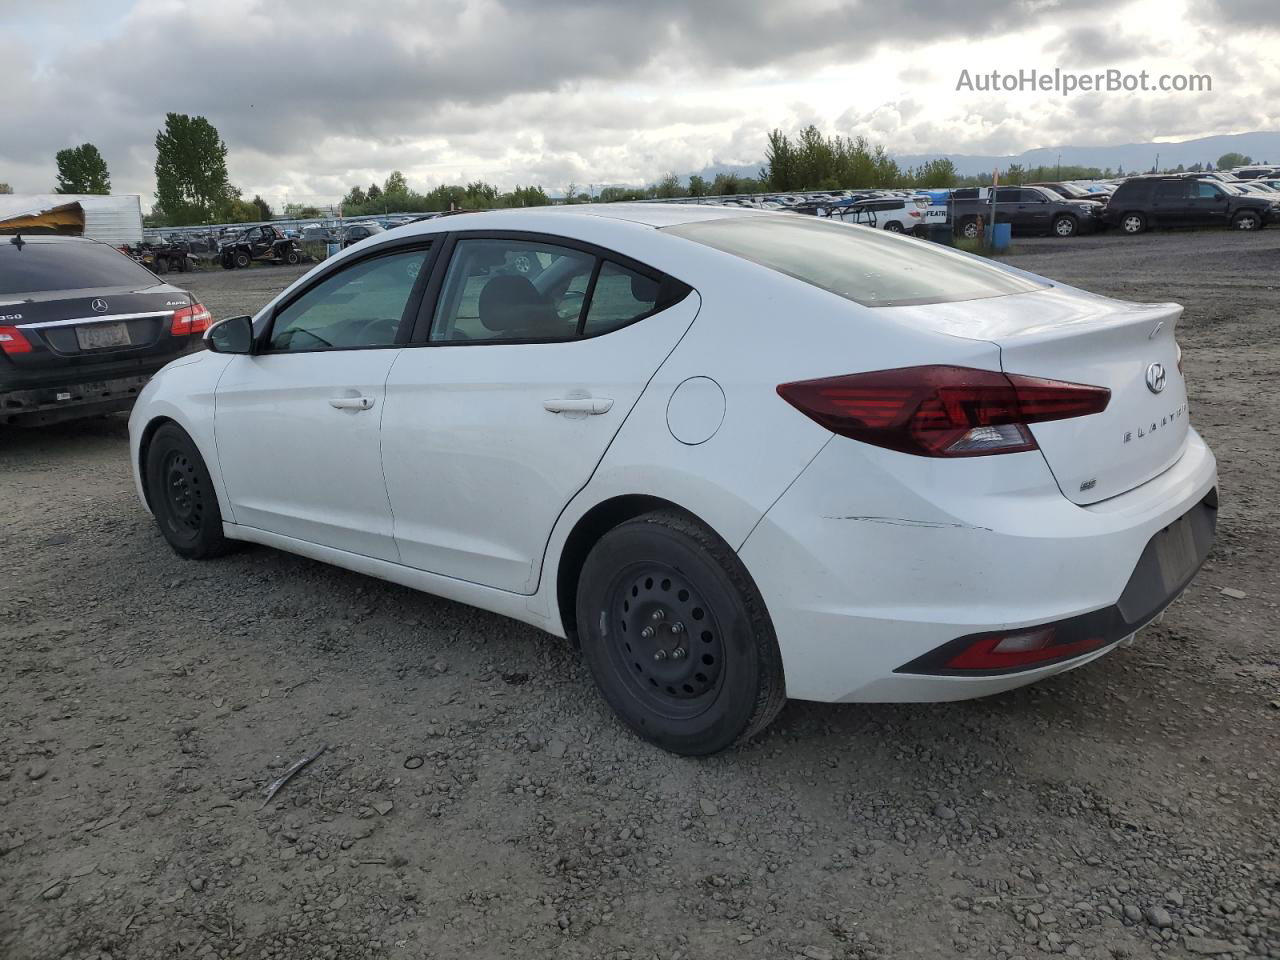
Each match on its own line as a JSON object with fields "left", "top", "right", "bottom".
{"left": 663, "top": 215, "right": 1046, "bottom": 308}
{"left": 0, "top": 239, "right": 158, "bottom": 296}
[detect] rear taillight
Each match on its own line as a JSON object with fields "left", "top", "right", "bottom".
{"left": 0, "top": 325, "right": 33, "bottom": 354}
{"left": 777, "top": 365, "right": 1110, "bottom": 457}
{"left": 171, "top": 302, "right": 213, "bottom": 336}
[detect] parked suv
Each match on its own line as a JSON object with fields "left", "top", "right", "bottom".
{"left": 831, "top": 195, "right": 930, "bottom": 234}
{"left": 1102, "top": 176, "right": 1280, "bottom": 234}
{"left": 953, "top": 186, "right": 1101, "bottom": 238}
{"left": 0, "top": 235, "right": 211, "bottom": 426}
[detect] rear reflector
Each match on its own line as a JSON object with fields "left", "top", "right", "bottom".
{"left": 776, "top": 365, "right": 1110, "bottom": 457}
{"left": 171, "top": 302, "right": 213, "bottom": 336}
{"left": 943, "top": 626, "right": 1110, "bottom": 670}
{"left": 0, "top": 325, "right": 33, "bottom": 354}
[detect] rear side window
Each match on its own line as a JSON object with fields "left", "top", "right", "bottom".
{"left": 1155, "top": 181, "right": 1188, "bottom": 200}
{"left": 663, "top": 216, "right": 1046, "bottom": 308}
{"left": 583, "top": 261, "right": 660, "bottom": 335}
{"left": 0, "top": 240, "right": 158, "bottom": 295}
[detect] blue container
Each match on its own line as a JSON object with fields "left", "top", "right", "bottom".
{"left": 984, "top": 222, "right": 1012, "bottom": 252}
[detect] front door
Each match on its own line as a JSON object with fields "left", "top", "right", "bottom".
{"left": 381, "top": 234, "right": 698, "bottom": 593}
{"left": 214, "top": 245, "right": 434, "bottom": 560}
{"left": 1186, "top": 181, "right": 1231, "bottom": 226}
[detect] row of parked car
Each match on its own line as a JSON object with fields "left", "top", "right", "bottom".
{"left": 684, "top": 164, "right": 1280, "bottom": 239}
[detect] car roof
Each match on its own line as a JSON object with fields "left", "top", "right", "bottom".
{"left": 404, "top": 202, "right": 758, "bottom": 234}
{"left": 3, "top": 234, "right": 106, "bottom": 245}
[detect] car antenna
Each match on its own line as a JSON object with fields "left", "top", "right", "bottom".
{"left": 9, "top": 233, "right": 25, "bottom": 251}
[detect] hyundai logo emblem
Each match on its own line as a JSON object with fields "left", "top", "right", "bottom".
{"left": 90, "top": 298, "right": 109, "bottom": 314}
{"left": 1146, "top": 362, "right": 1167, "bottom": 394}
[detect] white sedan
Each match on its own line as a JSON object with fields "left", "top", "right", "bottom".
{"left": 128, "top": 204, "right": 1218, "bottom": 755}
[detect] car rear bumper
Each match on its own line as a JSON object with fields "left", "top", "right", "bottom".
{"left": 738, "top": 428, "right": 1218, "bottom": 702}
{"left": 2, "top": 372, "right": 158, "bottom": 425}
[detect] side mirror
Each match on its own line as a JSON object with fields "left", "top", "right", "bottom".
{"left": 205, "top": 315, "right": 255, "bottom": 354}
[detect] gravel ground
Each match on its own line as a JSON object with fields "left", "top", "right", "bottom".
{"left": 3, "top": 231, "right": 1277, "bottom": 960}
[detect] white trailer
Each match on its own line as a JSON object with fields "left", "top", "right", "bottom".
{"left": 0, "top": 194, "right": 144, "bottom": 246}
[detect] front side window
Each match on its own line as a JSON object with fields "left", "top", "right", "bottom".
{"left": 430, "top": 239, "right": 594, "bottom": 342}
{"left": 267, "top": 248, "right": 428, "bottom": 352}
{"left": 1196, "top": 181, "right": 1223, "bottom": 199}
{"left": 664, "top": 215, "right": 1045, "bottom": 308}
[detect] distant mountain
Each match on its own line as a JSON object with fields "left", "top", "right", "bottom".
{"left": 892, "top": 131, "right": 1280, "bottom": 176}
{"left": 685, "top": 131, "right": 1280, "bottom": 185}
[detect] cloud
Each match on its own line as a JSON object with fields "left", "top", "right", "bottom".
{"left": 1045, "top": 26, "right": 1157, "bottom": 66}
{"left": 0, "top": 0, "right": 1272, "bottom": 204}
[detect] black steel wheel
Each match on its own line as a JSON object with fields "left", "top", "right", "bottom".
{"left": 233, "top": 251, "right": 251, "bottom": 269}
{"left": 144, "top": 423, "right": 231, "bottom": 559}
{"left": 576, "top": 510, "right": 785, "bottom": 755}
{"left": 606, "top": 564, "right": 727, "bottom": 718}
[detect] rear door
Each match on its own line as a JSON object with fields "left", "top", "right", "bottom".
{"left": 213, "top": 244, "right": 434, "bottom": 559}
{"left": 380, "top": 232, "right": 697, "bottom": 593}
{"left": 1151, "top": 179, "right": 1192, "bottom": 225}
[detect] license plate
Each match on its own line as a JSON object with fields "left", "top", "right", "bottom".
{"left": 76, "top": 322, "right": 131, "bottom": 350}
{"left": 1153, "top": 514, "right": 1199, "bottom": 593}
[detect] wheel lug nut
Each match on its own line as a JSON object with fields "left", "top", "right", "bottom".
{"left": 640, "top": 626, "right": 655, "bottom": 639}
{"left": 651, "top": 609, "right": 666, "bottom": 622}
{"left": 671, "top": 647, "right": 686, "bottom": 660}
{"left": 670, "top": 622, "right": 685, "bottom": 635}
{"left": 653, "top": 649, "right": 667, "bottom": 661}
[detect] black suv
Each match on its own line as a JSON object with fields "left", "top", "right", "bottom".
{"left": 0, "top": 236, "right": 210, "bottom": 426}
{"left": 1102, "top": 176, "right": 1280, "bottom": 234}
{"left": 952, "top": 186, "right": 1102, "bottom": 238}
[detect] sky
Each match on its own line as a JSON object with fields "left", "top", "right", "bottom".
{"left": 2, "top": 0, "right": 1277, "bottom": 208}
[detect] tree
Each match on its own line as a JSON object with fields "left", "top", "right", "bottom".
{"left": 654, "top": 173, "right": 685, "bottom": 198}
{"left": 0, "top": 182, "right": 12, "bottom": 194}
{"left": 366, "top": 183, "right": 382, "bottom": 200}
{"left": 283, "top": 203, "right": 322, "bottom": 218}
{"left": 153, "top": 113, "right": 232, "bottom": 225}
{"left": 343, "top": 185, "right": 368, "bottom": 208}
{"left": 383, "top": 171, "right": 409, "bottom": 196}
{"left": 1217, "top": 152, "right": 1251, "bottom": 170}
{"left": 251, "top": 194, "right": 273, "bottom": 220}
{"left": 54, "top": 143, "right": 111, "bottom": 194}
{"left": 687, "top": 175, "right": 708, "bottom": 197}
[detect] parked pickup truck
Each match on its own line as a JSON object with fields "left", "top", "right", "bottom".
{"left": 951, "top": 186, "right": 1103, "bottom": 238}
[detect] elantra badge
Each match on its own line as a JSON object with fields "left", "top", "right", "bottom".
{"left": 1145, "top": 362, "right": 1166, "bottom": 394}
{"left": 90, "top": 298, "right": 109, "bottom": 313}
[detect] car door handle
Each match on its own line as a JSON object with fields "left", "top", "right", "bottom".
{"left": 329, "top": 395, "right": 375, "bottom": 411}
{"left": 543, "top": 397, "right": 613, "bottom": 415}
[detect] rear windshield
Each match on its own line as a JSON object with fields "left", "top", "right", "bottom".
{"left": 663, "top": 215, "right": 1046, "bottom": 307}
{"left": 0, "top": 240, "right": 158, "bottom": 296}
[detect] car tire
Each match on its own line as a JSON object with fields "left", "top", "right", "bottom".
{"left": 144, "top": 423, "right": 232, "bottom": 560}
{"left": 1232, "top": 211, "right": 1261, "bottom": 231}
{"left": 221, "top": 253, "right": 234, "bottom": 270}
{"left": 883, "top": 221, "right": 904, "bottom": 233}
{"left": 284, "top": 248, "right": 301, "bottom": 265}
{"left": 958, "top": 218, "right": 980, "bottom": 240}
{"left": 575, "top": 510, "right": 786, "bottom": 755}
{"left": 154, "top": 256, "right": 169, "bottom": 275}
{"left": 1052, "top": 214, "right": 1078, "bottom": 238}
{"left": 233, "top": 251, "right": 251, "bottom": 269}
{"left": 1120, "top": 212, "right": 1147, "bottom": 234}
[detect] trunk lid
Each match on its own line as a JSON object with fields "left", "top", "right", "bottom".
{"left": 3, "top": 285, "right": 192, "bottom": 373}
{"left": 894, "top": 285, "right": 1189, "bottom": 505}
